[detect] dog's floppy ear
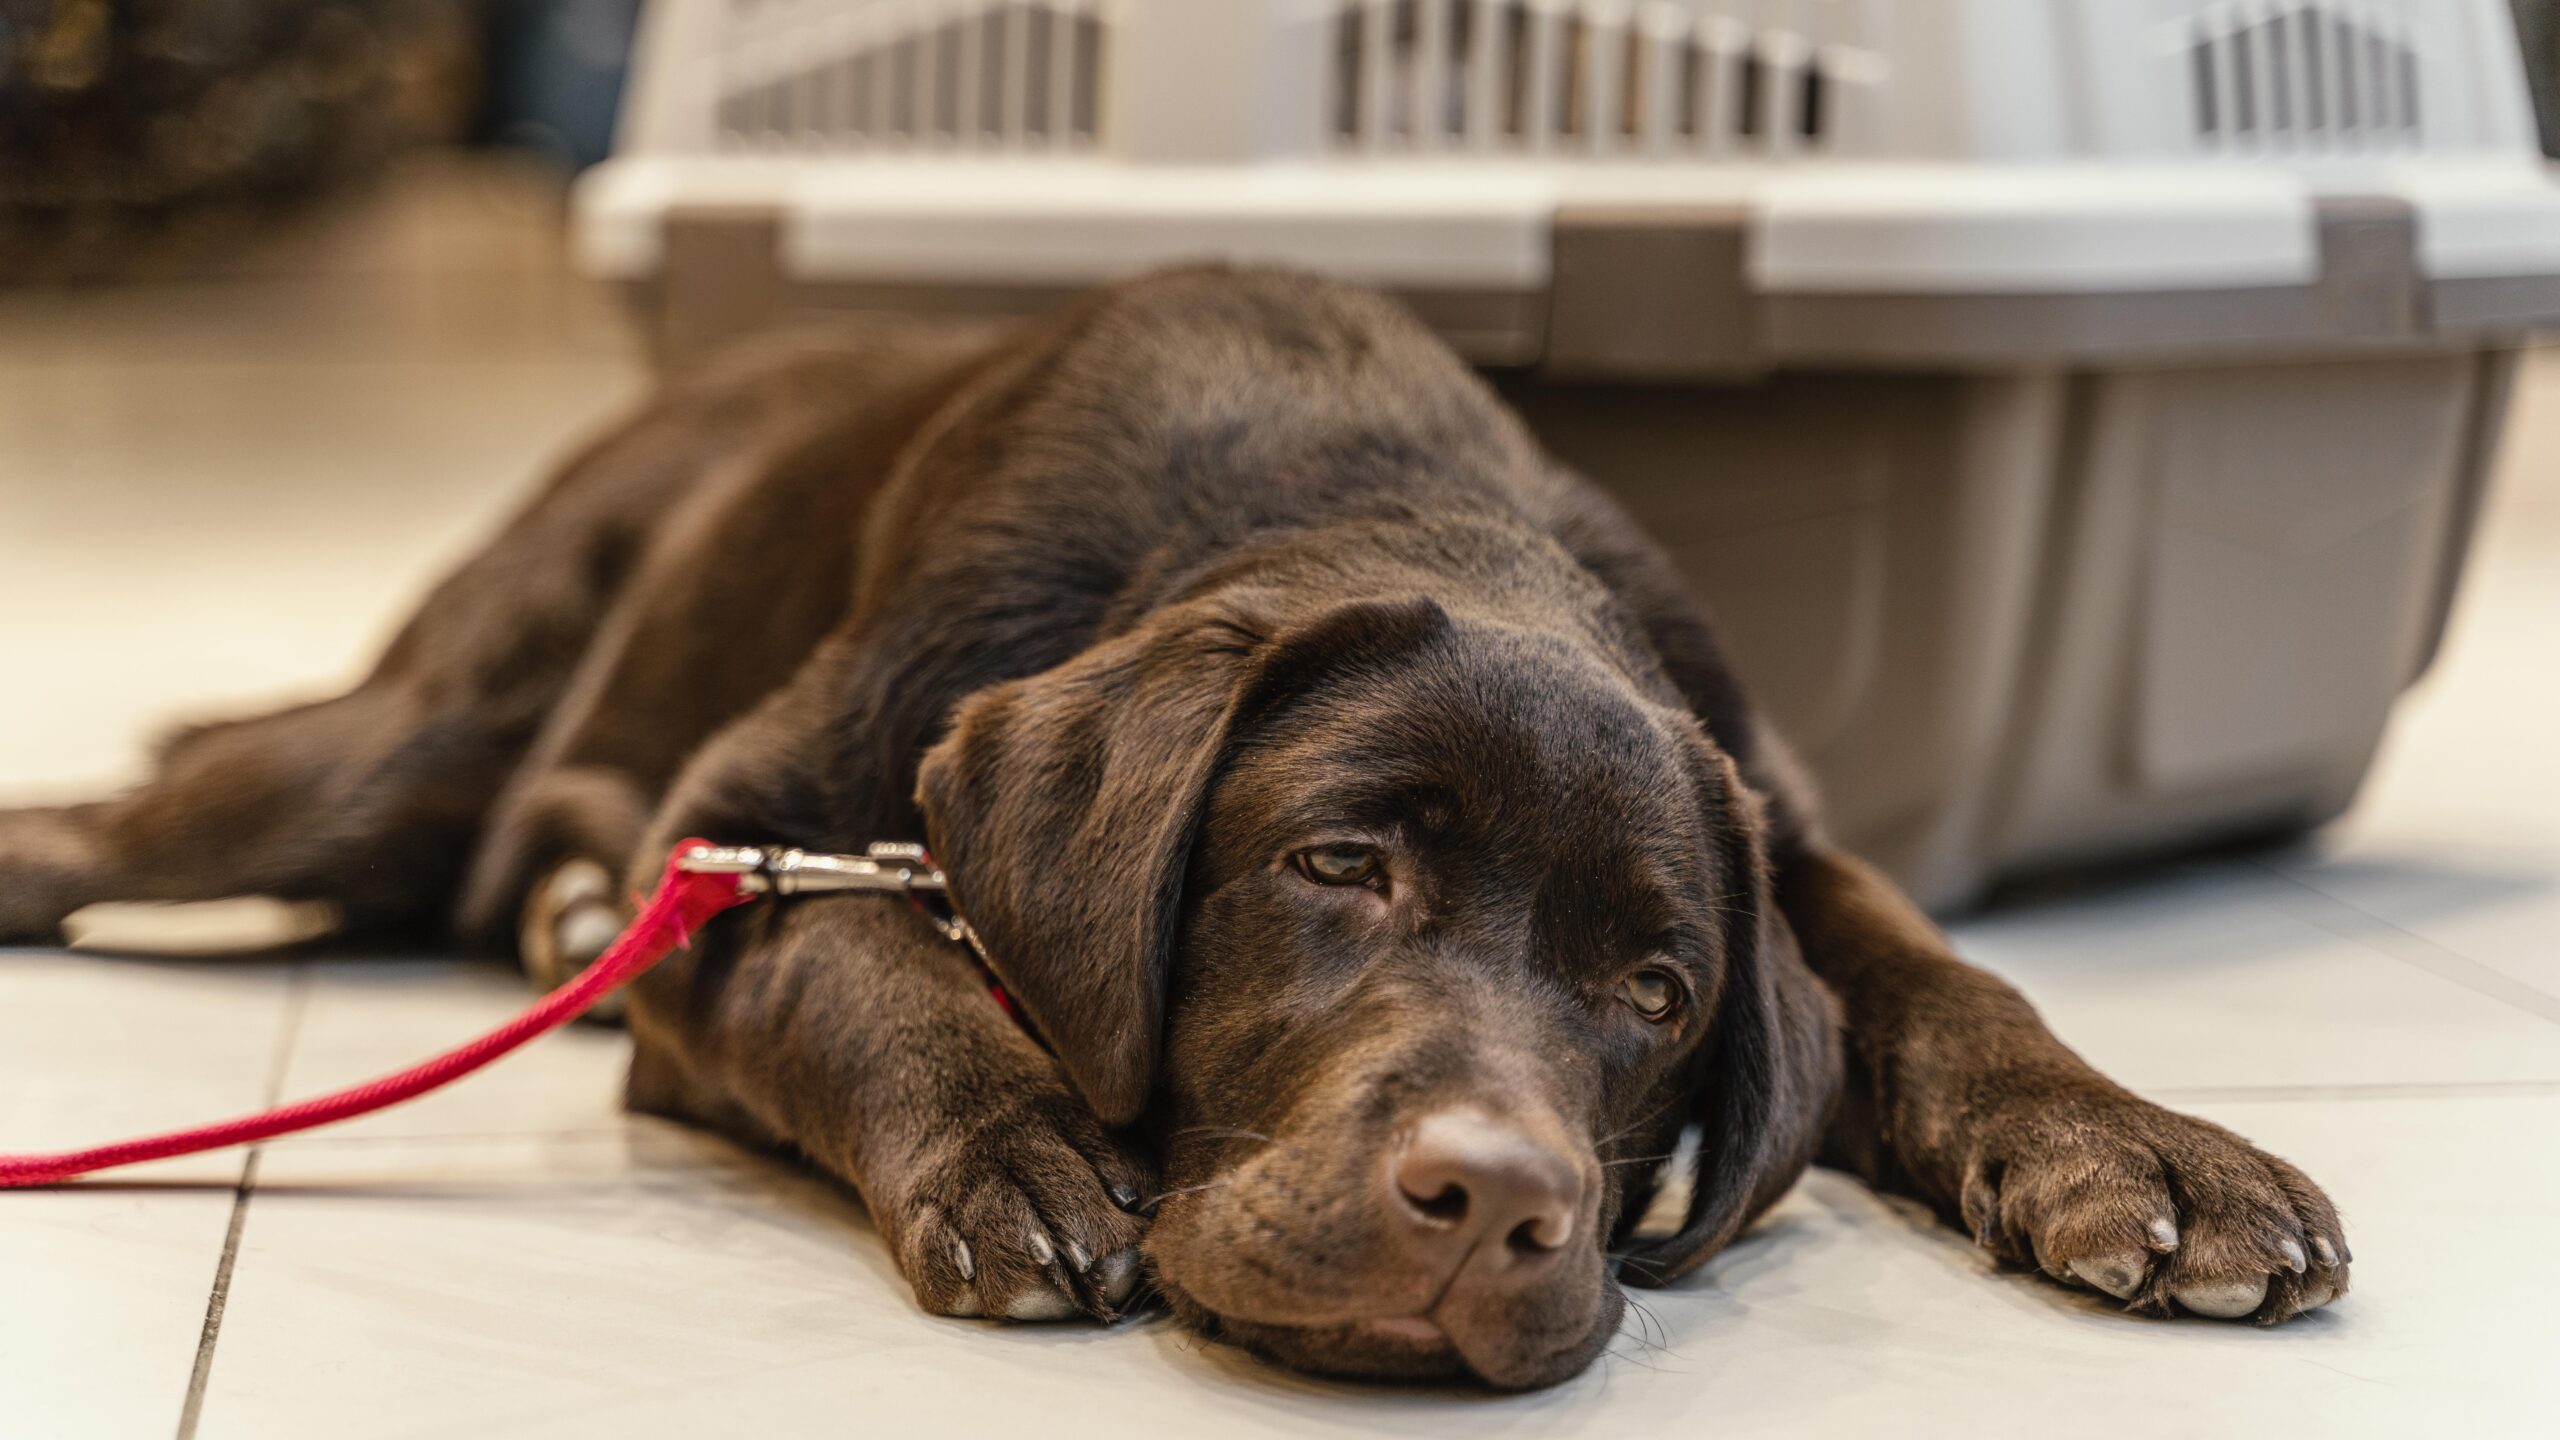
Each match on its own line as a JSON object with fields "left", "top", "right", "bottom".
{"left": 915, "top": 592, "right": 1450, "bottom": 1126}
{"left": 1622, "top": 747, "right": 1841, "bottom": 1284}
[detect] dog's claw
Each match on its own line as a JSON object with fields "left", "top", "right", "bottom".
{"left": 2310, "top": 1234, "right": 2338, "bottom": 1267}
{"left": 952, "top": 1238, "right": 976, "bottom": 1282}
{"left": 2277, "top": 1237, "right": 2307, "bottom": 1273}
{"left": 2147, "top": 1216, "right": 2180, "bottom": 1250}
{"left": 2296, "top": 1269, "right": 2341, "bottom": 1313}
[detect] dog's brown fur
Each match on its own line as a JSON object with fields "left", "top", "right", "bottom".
{"left": 0, "top": 269, "right": 2346, "bottom": 1388}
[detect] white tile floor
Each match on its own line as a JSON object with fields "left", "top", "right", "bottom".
{"left": 4, "top": 161, "right": 2558, "bottom": 1438}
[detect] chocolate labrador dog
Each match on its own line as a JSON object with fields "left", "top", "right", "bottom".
{"left": 0, "top": 267, "right": 2347, "bottom": 1388}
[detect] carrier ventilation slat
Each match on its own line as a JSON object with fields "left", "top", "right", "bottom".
{"left": 716, "top": 0, "right": 1107, "bottom": 152}
{"left": 1330, "top": 0, "right": 1878, "bottom": 156}
{"left": 2187, "top": 1, "right": 2425, "bottom": 151}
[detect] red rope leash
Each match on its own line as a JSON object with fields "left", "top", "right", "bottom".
{"left": 0, "top": 840, "right": 755, "bottom": 1189}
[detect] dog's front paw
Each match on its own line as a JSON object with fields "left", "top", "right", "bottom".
{"left": 879, "top": 1081, "right": 1156, "bottom": 1324}
{"left": 1958, "top": 1088, "right": 2349, "bottom": 1324}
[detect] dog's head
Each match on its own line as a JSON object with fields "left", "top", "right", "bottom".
{"left": 916, "top": 579, "right": 1835, "bottom": 1389}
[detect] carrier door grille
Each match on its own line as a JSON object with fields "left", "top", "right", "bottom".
{"left": 717, "top": 0, "right": 1106, "bottom": 152}
{"left": 2186, "top": 2, "right": 2424, "bottom": 151}
{"left": 1331, "top": 0, "right": 1880, "bottom": 157}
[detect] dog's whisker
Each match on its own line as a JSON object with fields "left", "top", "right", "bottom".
{"left": 1144, "top": 1175, "right": 1239, "bottom": 1207}
{"left": 1616, "top": 1313, "right": 1656, "bottom": 1355}
{"left": 1624, "top": 1293, "right": 1670, "bottom": 1353}
{"left": 1602, "top": 1343, "right": 1674, "bottom": 1375}
{"left": 1596, "top": 1094, "right": 1685, "bottom": 1150}
{"left": 1601, "top": 1150, "right": 1681, "bottom": 1169}
{"left": 1172, "top": 1125, "right": 1278, "bottom": 1145}
{"left": 1117, "top": 1275, "right": 1170, "bottom": 1319}
{"left": 1606, "top": 1248, "right": 1674, "bottom": 1280}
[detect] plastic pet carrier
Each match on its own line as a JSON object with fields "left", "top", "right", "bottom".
{"left": 575, "top": 0, "right": 2560, "bottom": 909}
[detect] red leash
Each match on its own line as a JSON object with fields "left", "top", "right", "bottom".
{"left": 0, "top": 840, "right": 756, "bottom": 1189}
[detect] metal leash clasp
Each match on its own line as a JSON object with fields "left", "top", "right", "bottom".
{"left": 675, "top": 842, "right": 984, "bottom": 952}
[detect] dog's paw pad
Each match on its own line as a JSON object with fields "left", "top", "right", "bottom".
{"left": 2068, "top": 1250, "right": 2150, "bottom": 1301}
{"left": 2170, "top": 1276, "right": 2268, "bottom": 1319}
{"left": 518, "top": 858, "right": 629, "bottom": 1018}
{"left": 1096, "top": 1248, "right": 1143, "bottom": 1307}
{"left": 1002, "top": 1287, "right": 1080, "bottom": 1321}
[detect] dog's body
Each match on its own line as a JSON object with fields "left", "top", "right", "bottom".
{"left": 0, "top": 270, "right": 2346, "bottom": 1388}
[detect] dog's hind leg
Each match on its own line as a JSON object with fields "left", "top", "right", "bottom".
{"left": 458, "top": 323, "right": 1006, "bottom": 991}
{"left": 0, "top": 345, "right": 853, "bottom": 945}
{"left": 0, "top": 470, "right": 661, "bottom": 943}
{"left": 0, "top": 328, "right": 1007, "bottom": 949}
{"left": 0, "top": 682, "right": 546, "bottom": 942}
{"left": 0, "top": 804, "right": 115, "bottom": 942}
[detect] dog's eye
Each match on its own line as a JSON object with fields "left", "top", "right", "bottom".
{"left": 1620, "top": 968, "right": 1681, "bottom": 1021}
{"left": 1294, "top": 844, "right": 1381, "bottom": 887}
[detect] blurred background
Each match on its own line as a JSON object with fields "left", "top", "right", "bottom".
{"left": 6, "top": 0, "right": 2557, "bottom": 911}
{"left": 0, "top": 1, "right": 2555, "bottom": 280}
{"left": 0, "top": 0, "right": 636, "bottom": 282}
{"left": 1, "top": 1, "right": 2556, "bottom": 276}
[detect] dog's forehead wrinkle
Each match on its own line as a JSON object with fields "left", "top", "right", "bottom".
{"left": 1240, "top": 639, "right": 1695, "bottom": 842}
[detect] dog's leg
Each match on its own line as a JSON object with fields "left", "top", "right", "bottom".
{"left": 625, "top": 894, "right": 1156, "bottom": 1323}
{"left": 0, "top": 329, "right": 987, "bottom": 947}
{"left": 0, "top": 804, "right": 114, "bottom": 942}
{"left": 457, "top": 324, "right": 1004, "bottom": 989}
{"left": 1780, "top": 847, "right": 2350, "bottom": 1322}
{"left": 0, "top": 679, "right": 538, "bottom": 942}
{"left": 0, "top": 412, "right": 711, "bottom": 943}
{"left": 457, "top": 440, "right": 878, "bottom": 980}
{"left": 0, "top": 541, "right": 631, "bottom": 944}
{"left": 602, "top": 626, "right": 1156, "bottom": 1324}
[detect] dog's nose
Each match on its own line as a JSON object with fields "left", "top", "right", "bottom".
{"left": 1391, "top": 1109, "right": 1582, "bottom": 1260}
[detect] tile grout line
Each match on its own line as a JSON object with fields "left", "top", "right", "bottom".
{"left": 174, "top": 1150, "right": 261, "bottom": 1440}
{"left": 2249, "top": 858, "right": 2560, "bottom": 1029}
{"left": 2150, "top": 1078, "right": 2560, "bottom": 1105}
{"left": 175, "top": 962, "right": 311, "bottom": 1440}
